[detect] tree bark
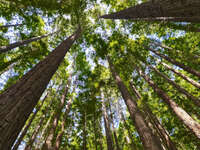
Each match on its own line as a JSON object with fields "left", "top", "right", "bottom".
{"left": 137, "top": 67, "right": 200, "bottom": 139}
{"left": 12, "top": 94, "right": 47, "bottom": 150}
{"left": 147, "top": 47, "right": 200, "bottom": 78}
{"left": 108, "top": 57, "right": 163, "bottom": 150}
{"left": 161, "top": 62, "right": 200, "bottom": 89}
{"left": 0, "top": 31, "right": 58, "bottom": 53}
{"left": 0, "top": 23, "right": 23, "bottom": 28}
{"left": 42, "top": 81, "right": 70, "bottom": 150}
{"left": 102, "top": 91, "right": 114, "bottom": 150}
{"left": 147, "top": 63, "right": 200, "bottom": 107}
{"left": 130, "top": 82, "right": 177, "bottom": 150}
{"left": 24, "top": 113, "right": 46, "bottom": 150}
{"left": 0, "top": 28, "right": 81, "bottom": 149}
{"left": 100, "top": 0, "right": 200, "bottom": 23}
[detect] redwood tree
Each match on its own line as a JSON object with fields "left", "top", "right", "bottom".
{"left": 0, "top": 28, "right": 81, "bottom": 149}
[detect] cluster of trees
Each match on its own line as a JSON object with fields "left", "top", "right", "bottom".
{"left": 0, "top": 0, "right": 200, "bottom": 149}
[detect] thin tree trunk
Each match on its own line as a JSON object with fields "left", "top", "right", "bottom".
{"left": 146, "top": 63, "right": 200, "bottom": 106}
{"left": 150, "top": 41, "right": 200, "bottom": 59}
{"left": 0, "top": 23, "right": 23, "bottom": 28}
{"left": 54, "top": 98, "right": 72, "bottom": 150}
{"left": 12, "top": 94, "right": 47, "bottom": 150}
{"left": 102, "top": 91, "right": 114, "bottom": 150}
{"left": 24, "top": 113, "right": 46, "bottom": 150}
{"left": 0, "top": 31, "right": 58, "bottom": 53}
{"left": 137, "top": 67, "right": 200, "bottom": 139}
{"left": 130, "top": 82, "right": 177, "bottom": 150}
{"left": 42, "top": 81, "right": 70, "bottom": 150}
{"left": 108, "top": 102, "right": 121, "bottom": 150}
{"left": 108, "top": 57, "right": 163, "bottom": 150}
{"left": 0, "top": 28, "right": 81, "bottom": 149}
{"left": 147, "top": 47, "right": 200, "bottom": 78}
{"left": 161, "top": 62, "right": 200, "bottom": 89}
{"left": 100, "top": 0, "right": 200, "bottom": 23}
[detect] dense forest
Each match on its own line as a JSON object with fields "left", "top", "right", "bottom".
{"left": 0, "top": 0, "right": 200, "bottom": 150}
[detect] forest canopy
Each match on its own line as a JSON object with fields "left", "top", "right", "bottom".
{"left": 0, "top": 0, "right": 200, "bottom": 150}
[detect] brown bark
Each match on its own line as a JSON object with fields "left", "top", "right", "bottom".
{"left": 102, "top": 91, "right": 114, "bottom": 150}
{"left": 137, "top": 67, "right": 200, "bottom": 139}
{"left": 130, "top": 82, "right": 177, "bottom": 150}
{"left": 12, "top": 94, "right": 47, "bottom": 150}
{"left": 24, "top": 113, "right": 46, "bottom": 150}
{"left": 42, "top": 81, "right": 70, "bottom": 150}
{"left": 54, "top": 98, "right": 72, "bottom": 150}
{"left": 0, "top": 23, "right": 23, "bottom": 28}
{"left": 108, "top": 57, "right": 163, "bottom": 150}
{"left": 100, "top": 0, "right": 200, "bottom": 23}
{"left": 0, "top": 31, "right": 58, "bottom": 53}
{"left": 147, "top": 63, "right": 200, "bottom": 107}
{"left": 161, "top": 62, "right": 200, "bottom": 89}
{"left": 147, "top": 47, "right": 200, "bottom": 78}
{"left": 0, "top": 28, "right": 81, "bottom": 149}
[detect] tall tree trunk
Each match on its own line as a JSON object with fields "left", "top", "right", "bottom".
{"left": 102, "top": 91, "right": 114, "bottom": 150}
{"left": 108, "top": 102, "right": 121, "bottom": 150}
{"left": 0, "top": 23, "right": 23, "bottom": 28}
{"left": 137, "top": 67, "right": 200, "bottom": 139}
{"left": 100, "top": 0, "right": 200, "bottom": 23}
{"left": 12, "top": 94, "right": 47, "bottom": 150}
{"left": 108, "top": 57, "right": 163, "bottom": 150}
{"left": 42, "top": 81, "right": 70, "bottom": 150}
{"left": 146, "top": 63, "right": 200, "bottom": 106}
{"left": 24, "top": 113, "right": 46, "bottom": 150}
{"left": 130, "top": 82, "right": 177, "bottom": 150}
{"left": 0, "top": 28, "right": 81, "bottom": 149}
{"left": 147, "top": 47, "right": 200, "bottom": 78}
{"left": 161, "top": 62, "right": 200, "bottom": 89}
{"left": 54, "top": 98, "right": 72, "bottom": 150}
{"left": 0, "top": 31, "right": 58, "bottom": 53}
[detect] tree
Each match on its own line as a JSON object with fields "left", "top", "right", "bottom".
{"left": 137, "top": 67, "right": 200, "bottom": 139}
{"left": 147, "top": 47, "right": 200, "bottom": 78}
{"left": 100, "top": 0, "right": 200, "bottom": 23}
{"left": 42, "top": 77, "right": 71, "bottom": 150}
{"left": 0, "top": 28, "right": 81, "bottom": 149}
{"left": 0, "top": 23, "right": 23, "bottom": 28}
{"left": 161, "top": 62, "right": 200, "bottom": 89}
{"left": 12, "top": 93, "right": 47, "bottom": 150}
{"left": 0, "top": 31, "right": 58, "bottom": 53}
{"left": 130, "top": 82, "right": 177, "bottom": 150}
{"left": 101, "top": 91, "right": 114, "bottom": 150}
{"left": 108, "top": 57, "right": 164, "bottom": 150}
